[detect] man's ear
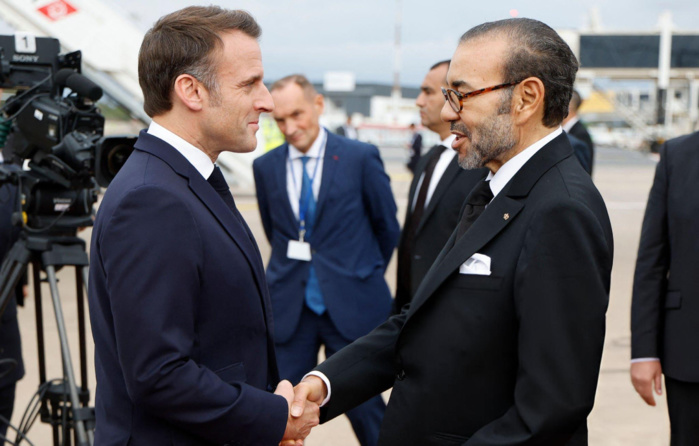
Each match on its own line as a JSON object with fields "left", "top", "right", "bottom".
{"left": 173, "top": 74, "right": 205, "bottom": 111}
{"left": 314, "top": 94, "right": 325, "bottom": 115}
{"left": 512, "top": 77, "right": 545, "bottom": 125}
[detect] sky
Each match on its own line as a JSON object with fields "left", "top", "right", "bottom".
{"left": 3, "top": 0, "right": 699, "bottom": 86}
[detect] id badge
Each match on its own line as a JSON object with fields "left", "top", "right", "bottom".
{"left": 287, "top": 240, "right": 312, "bottom": 261}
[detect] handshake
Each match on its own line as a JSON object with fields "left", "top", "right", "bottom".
{"left": 274, "top": 375, "right": 328, "bottom": 445}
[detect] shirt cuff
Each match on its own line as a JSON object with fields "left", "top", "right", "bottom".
{"left": 631, "top": 357, "right": 660, "bottom": 363}
{"left": 302, "top": 371, "right": 331, "bottom": 407}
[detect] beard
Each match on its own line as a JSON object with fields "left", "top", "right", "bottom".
{"left": 453, "top": 92, "right": 517, "bottom": 170}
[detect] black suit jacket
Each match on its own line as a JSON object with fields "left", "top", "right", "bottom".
{"left": 407, "top": 133, "right": 422, "bottom": 173}
{"left": 316, "top": 133, "right": 614, "bottom": 445}
{"left": 0, "top": 177, "right": 24, "bottom": 389}
{"left": 395, "top": 146, "right": 487, "bottom": 311}
{"left": 631, "top": 131, "right": 699, "bottom": 382}
{"left": 568, "top": 120, "right": 594, "bottom": 175}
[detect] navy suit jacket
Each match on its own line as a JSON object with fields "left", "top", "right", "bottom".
{"left": 89, "top": 131, "right": 287, "bottom": 446}
{"left": 253, "top": 132, "right": 399, "bottom": 343}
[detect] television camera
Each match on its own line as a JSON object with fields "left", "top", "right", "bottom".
{"left": 0, "top": 34, "right": 136, "bottom": 446}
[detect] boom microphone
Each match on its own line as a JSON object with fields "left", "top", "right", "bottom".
{"left": 54, "top": 68, "right": 103, "bottom": 101}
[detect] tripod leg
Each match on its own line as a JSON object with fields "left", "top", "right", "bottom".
{"left": 75, "top": 267, "right": 88, "bottom": 398}
{"left": 44, "top": 265, "right": 91, "bottom": 446}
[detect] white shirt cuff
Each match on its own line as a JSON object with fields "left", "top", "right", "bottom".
{"left": 302, "top": 371, "right": 331, "bottom": 407}
{"left": 631, "top": 357, "right": 660, "bottom": 363}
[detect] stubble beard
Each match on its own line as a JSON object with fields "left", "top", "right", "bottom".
{"left": 455, "top": 92, "right": 517, "bottom": 170}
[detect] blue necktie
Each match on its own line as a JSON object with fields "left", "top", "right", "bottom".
{"left": 300, "top": 156, "right": 325, "bottom": 315}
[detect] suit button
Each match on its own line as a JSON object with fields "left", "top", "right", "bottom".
{"left": 396, "top": 369, "right": 406, "bottom": 381}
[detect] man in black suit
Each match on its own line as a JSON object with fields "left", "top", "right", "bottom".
{"left": 292, "top": 18, "right": 613, "bottom": 445}
{"left": 563, "top": 90, "right": 594, "bottom": 175}
{"left": 630, "top": 130, "right": 699, "bottom": 446}
{"left": 394, "top": 60, "right": 487, "bottom": 312}
{"left": 406, "top": 123, "right": 422, "bottom": 173}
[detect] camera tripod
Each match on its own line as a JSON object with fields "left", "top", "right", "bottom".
{"left": 0, "top": 234, "right": 94, "bottom": 446}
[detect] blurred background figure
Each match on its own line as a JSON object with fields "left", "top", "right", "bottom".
{"left": 335, "top": 115, "right": 358, "bottom": 140}
{"left": 631, "top": 130, "right": 699, "bottom": 446}
{"left": 394, "top": 60, "right": 486, "bottom": 313}
{"left": 406, "top": 123, "right": 422, "bottom": 173}
{"left": 563, "top": 90, "right": 595, "bottom": 175}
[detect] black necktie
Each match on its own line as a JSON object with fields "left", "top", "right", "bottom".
{"left": 397, "top": 145, "right": 447, "bottom": 297}
{"left": 410, "top": 144, "right": 447, "bottom": 228}
{"left": 207, "top": 165, "right": 237, "bottom": 214}
{"left": 455, "top": 178, "right": 494, "bottom": 240}
{"left": 207, "top": 165, "right": 262, "bottom": 260}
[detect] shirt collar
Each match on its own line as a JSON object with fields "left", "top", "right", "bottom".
{"left": 289, "top": 128, "right": 327, "bottom": 160}
{"left": 487, "top": 127, "right": 563, "bottom": 197}
{"left": 147, "top": 120, "right": 214, "bottom": 179}
{"left": 562, "top": 115, "right": 579, "bottom": 133}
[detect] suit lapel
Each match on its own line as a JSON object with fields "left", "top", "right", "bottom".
{"left": 407, "top": 195, "right": 523, "bottom": 318}
{"left": 134, "top": 131, "right": 269, "bottom": 309}
{"left": 314, "top": 132, "right": 340, "bottom": 223}
{"left": 415, "top": 157, "right": 461, "bottom": 235}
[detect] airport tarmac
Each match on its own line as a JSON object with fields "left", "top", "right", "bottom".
{"left": 8, "top": 145, "right": 670, "bottom": 445}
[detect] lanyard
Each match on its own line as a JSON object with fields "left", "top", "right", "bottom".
{"left": 288, "top": 132, "right": 327, "bottom": 240}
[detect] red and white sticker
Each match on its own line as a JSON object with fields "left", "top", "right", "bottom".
{"left": 38, "top": 0, "right": 78, "bottom": 22}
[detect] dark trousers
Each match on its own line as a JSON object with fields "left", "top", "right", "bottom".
{"left": 0, "top": 383, "right": 16, "bottom": 440}
{"left": 275, "top": 305, "right": 386, "bottom": 446}
{"left": 665, "top": 376, "right": 699, "bottom": 446}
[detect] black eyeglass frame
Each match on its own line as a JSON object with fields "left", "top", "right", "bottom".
{"left": 441, "top": 80, "right": 523, "bottom": 113}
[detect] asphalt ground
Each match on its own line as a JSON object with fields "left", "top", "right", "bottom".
{"left": 9, "top": 145, "right": 671, "bottom": 445}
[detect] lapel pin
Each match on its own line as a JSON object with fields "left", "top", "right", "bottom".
{"left": 333, "top": 155, "right": 339, "bottom": 161}
{"left": 503, "top": 213, "right": 510, "bottom": 220}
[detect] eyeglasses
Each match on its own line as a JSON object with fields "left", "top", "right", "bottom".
{"left": 441, "top": 80, "right": 522, "bottom": 113}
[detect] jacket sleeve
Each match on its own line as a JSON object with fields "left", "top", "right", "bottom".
{"left": 361, "top": 145, "right": 400, "bottom": 267}
{"left": 631, "top": 144, "right": 670, "bottom": 359}
{"left": 315, "top": 310, "right": 407, "bottom": 421}
{"left": 468, "top": 198, "right": 613, "bottom": 445}
{"left": 98, "top": 185, "right": 287, "bottom": 445}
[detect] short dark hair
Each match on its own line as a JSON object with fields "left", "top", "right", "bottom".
{"left": 430, "top": 60, "right": 450, "bottom": 71}
{"left": 138, "top": 6, "right": 261, "bottom": 117}
{"left": 460, "top": 18, "right": 578, "bottom": 127}
{"left": 269, "top": 74, "right": 318, "bottom": 100}
{"left": 569, "top": 90, "right": 583, "bottom": 112}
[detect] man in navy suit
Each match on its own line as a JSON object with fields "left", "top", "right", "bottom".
{"left": 253, "top": 74, "right": 399, "bottom": 446}
{"left": 88, "top": 7, "right": 318, "bottom": 445}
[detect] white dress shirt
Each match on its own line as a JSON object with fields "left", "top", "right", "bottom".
{"left": 486, "top": 127, "right": 563, "bottom": 198}
{"left": 147, "top": 121, "right": 214, "bottom": 179}
{"left": 411, "top": 134, "right": 457, "bottom": 211}
{"left": 286, "top": 128, "right": 327, "bottom": 219}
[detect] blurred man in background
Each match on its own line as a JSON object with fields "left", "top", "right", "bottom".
{"left": 394, "top": 60, "right": 486, "bottom": 312}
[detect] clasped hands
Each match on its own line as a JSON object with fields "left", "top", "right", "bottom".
{"left": 275, "top": 375, "right": 328, "bottom": 445}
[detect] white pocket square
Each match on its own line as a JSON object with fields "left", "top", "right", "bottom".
{"left": 459, "top": 253, "right": 492, "bottom": 276}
